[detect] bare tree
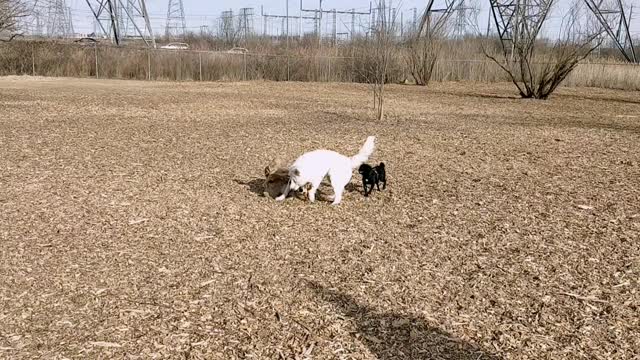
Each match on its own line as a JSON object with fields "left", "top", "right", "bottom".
{"left": 483, "top": 0, "right": 603, "bottom": 99}
{"left": 0, "top": 0, "right": 26, "bottom": 41}
{"left": 367, "top": 0, "right": 399, "bottom": 121}
{"left": 406, "top": 0, "right": 457, "bottom": 86}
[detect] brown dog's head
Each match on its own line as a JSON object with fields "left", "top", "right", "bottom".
{"left": 264, "top": 159, "right": 290, "bottom": 199}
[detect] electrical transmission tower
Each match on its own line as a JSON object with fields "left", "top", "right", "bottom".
{"left": 86, "top": 0, "right": 156, "bottom": 47}
{"left": 406, "top": 7, "right": 418, "bottom": 35}
{"left": 454, "top": 0, "right": 478, "bottom": 38}
{"left": 488, "top": 0, "right": 553, "bottom": 57}
{"left": 488, "top": 0, "right": 516, "bottom": 40}
{"left": 45, "top": 0, "right": 74, "bottom": 37}
{"left": 166, "top": 0, "right": 186, "bottom": 38}
{"left": 489, "top": 0, "right": 636, "bottom": 63}
{"left": 118, "top": 0, "right": 133, "bottom": 36}
{"left": 583, "top": 0, "right": 636, "bottom": 63}
{"left": 416, "top": 0, "right": 459, "bottom": 37}
{"left": 238, "top": 8, "right": 254, "bottom": 40}
{"left": 218, "top": 10, "right": 237, "bottom": 43}
{"left": 67, "top": 6, "right": 74, "bottom": 34}
{"left": 20, "top": 0, "right": 45, "bottom": 36}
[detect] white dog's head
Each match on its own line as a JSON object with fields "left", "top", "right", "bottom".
{"left": 288, "top": 167, "right": 302, "bottom": 191}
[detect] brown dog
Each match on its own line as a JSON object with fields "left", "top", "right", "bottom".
{"left": 264, "top": 158, "right": 310, "bottom": 200}
{"left": 264, "top": 166, "right": 291, "bottom": 199}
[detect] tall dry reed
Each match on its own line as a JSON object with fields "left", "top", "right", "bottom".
{"left": 0, "top": 38, "right": 637, "bottom": 91}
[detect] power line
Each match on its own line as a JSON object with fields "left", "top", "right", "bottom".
{"left": 21, "top": 1, "right": 640, "bottom": 45}
{"left": 300, "top": 0, "right": 372, "bottom": 43}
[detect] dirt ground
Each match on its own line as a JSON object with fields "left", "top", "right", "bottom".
{"left": 1, "top": 76, "right": 639, "bottom": 359}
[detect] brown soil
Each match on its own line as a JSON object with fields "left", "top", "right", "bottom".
{"left": 1, "top": 77, "right": 639, "bottom": 359}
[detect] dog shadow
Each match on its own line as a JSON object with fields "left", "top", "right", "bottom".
{"left": 345, "top": 183, "right": 360, "bottom": 193}
{"left": 308, "top": 281, "right": 500, "bottom": 360}
{"left": 313, "top": 182, "right": 362, "bottom": 199}
{"left": 233, "top": 178, "right": 266, "bottom": 196}
{"left": 233, "top": 179, "right": 363, "bottom": 200}
{"left": 317, "top": 181, "right": 360, "bottom": 192}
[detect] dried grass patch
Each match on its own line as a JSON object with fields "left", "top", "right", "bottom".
{"left": 0, "top": 78, "right": 639, "bottom": 359}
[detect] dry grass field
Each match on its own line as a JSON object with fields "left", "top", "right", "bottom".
{"left": 1, "top": 77, "right": 639, "bottom": 359}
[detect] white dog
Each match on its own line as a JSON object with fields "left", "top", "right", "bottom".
{"left": 276, "top": 136, "right": 376, "bottom": 205}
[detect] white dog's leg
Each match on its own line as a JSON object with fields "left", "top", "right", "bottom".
{"left": 308, "top": 179, "right": 322, "bottom": 203}
{"left": 331, "top": 187, "right": 345, "bottom": 205}
{"left": 329, "top": 170, "right": 351, "bottom": 206}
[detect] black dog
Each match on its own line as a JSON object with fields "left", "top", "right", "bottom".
{"left": 358, "top": 162, "right": 386, "bottom": 197}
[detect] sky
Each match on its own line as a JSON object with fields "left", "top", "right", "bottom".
{"left": 65, "top": 0, "right": 639, "bottom": 39}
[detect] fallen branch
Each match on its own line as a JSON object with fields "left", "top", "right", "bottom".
{"left": 128, "top": 218, "right": 149, "bottom": 225}
{"left": 558, "top": 292, "right": 609, "bottom": 304}
{"left": 0, "top": 34, "right": 22, "bottom": 42}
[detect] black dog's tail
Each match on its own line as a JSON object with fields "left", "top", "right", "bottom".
{"left": 379, "top": 162, "right": 385, "bottom": 168}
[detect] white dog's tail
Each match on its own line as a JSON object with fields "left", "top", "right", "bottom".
{"left": 350, "top": 136, "right": 376, "bottom": 169}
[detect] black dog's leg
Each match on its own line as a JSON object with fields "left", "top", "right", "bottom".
{"left": 362, "top": 178, "right": 369, "bottom": 197}
{"left": 376, "top": 180, "right": 381, "bottom": 191}
{"left": 382, "top": 179, "right": 386, "bottom": 190}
